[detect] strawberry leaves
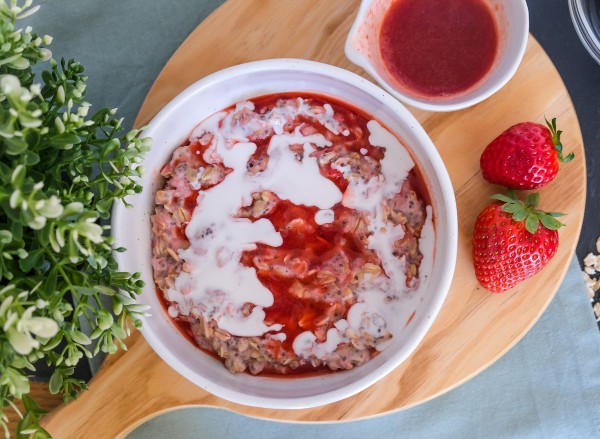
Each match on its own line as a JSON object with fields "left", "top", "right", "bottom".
{"left": 545, "top": 117, "right": 574, "bottom": 163}
{"left": 491, "top": 190, "right": 566, "bottom": 234}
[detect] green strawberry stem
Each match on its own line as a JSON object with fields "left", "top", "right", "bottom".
{"left": 545, "top": 117, "right": 574, "bottom": 163}
{"left": 490, "top": 189, "right": 566, "bottom": 234}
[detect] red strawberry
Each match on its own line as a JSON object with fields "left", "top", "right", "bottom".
{"left": 480, "top": 118, "right": 574, "bottom": 189}
{"left": 472, "top": 190, "right": 565, "bottom": 293}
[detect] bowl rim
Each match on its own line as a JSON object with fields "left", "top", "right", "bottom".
{"left": 112, "top": 58, "right": 458, "bottom": 409}
{"left": 344, "top": 0, "right": 530, "bottom": 112}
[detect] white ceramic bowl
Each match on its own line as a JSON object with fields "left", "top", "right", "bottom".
{"left": 345, "top": 0, "right": 529, "bottom": 112}
{"left": 112, "top": 59, "right": 457, "bottom": 409}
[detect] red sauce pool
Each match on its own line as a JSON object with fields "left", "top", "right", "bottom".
{"left": 379, "top": 0, "right": 499, "bottom": 99}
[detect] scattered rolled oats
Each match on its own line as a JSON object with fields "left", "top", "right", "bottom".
{"left": 584, "top": 252, "right": 598, "bottom": 267}
{"left": 585, "top": 265, "right": 596, "bottom": 275}
{"left": 583, "top": 272, "right": 596, "bottom": 299}
{"left": 581, "top": 240, "right": 600, "bottom": 321}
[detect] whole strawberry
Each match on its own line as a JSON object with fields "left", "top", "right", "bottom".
{"left": 480, "top": 118, "right": 574, "bottom": 189}
{"left": 472, "top": 190, "right": 565, "bottom": 293}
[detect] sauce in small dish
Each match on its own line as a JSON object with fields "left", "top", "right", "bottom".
{"left": 345, "top": 0, "right": 529, "bottom": 111}
{"left": 379, "top": 0, "right": 499, "bottom": 99}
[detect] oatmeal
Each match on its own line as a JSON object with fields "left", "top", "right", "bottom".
{"left": 151, "top": 93, "right": 434, "bottom": 375}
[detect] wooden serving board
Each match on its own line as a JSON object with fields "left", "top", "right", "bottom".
{"left": 43, "top": 0, "right": 586, "bottom": 437}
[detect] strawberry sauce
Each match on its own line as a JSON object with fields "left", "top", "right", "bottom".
{"left": 379, "top": 0, "right": 499, "bottom": 98}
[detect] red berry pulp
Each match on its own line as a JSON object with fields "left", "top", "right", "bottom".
{"left": 379, "top": 0, "right": 499, "bottom": 99}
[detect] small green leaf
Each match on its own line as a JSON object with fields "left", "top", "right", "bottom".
{"left": 113, "top": 298, "right": 123, "bottom": 315}
{"left": 41, "top": 69, "right": 53, "bottom": 84}
{"left": 19, "top": 248, "right": 45, "bottom": 272}
{"left": 11, "top": 220, "right": 23, "bottom": 240}
{"left": 525, "top": 193, "right": 539, "bottom": 209}
{"left": 0, "top": 230, "right": 12, "bottom": 244}
{"left": 513, "top": 210, "right": 527, "bottom": 222}
{"left": 48, "top": 370, "right": 63, "bottom": 394}
{"left": 0, "top": 161, "right": 12, "bottom": 181}
{"left": 96, "top": 197, "right": 113, "bottom": 214}
{"left": 23, "top": 150, "right": 40, "bottom": 165}
{"left": 525, "top": 213, "right": 539, "bottom": 234}
{"left": 50, "top": 132, "right": 80, "bottom": 146}
{"left": 4, "top": 136, "right": 28, "bottom": 154}
{"left": 38, "top": 222, "right": 51, "bottom": 246}
{"left": 43, "top": 333, "right": 63, "bottom": 352}
{"left": 538, "top": 212, "right": 566, "bottom": 230}
{"left": 95, "top": 285, "right": 116, "bottom": 296}
{"left": 111, "top": 325, "right": 126, "bottom": 339}
{"left": 67, "top": 234, "right": 79, "bottom": 263}
{"left": 491, "top": 194, "right": 514, "bottom": 203}
{"left": 75, "top": 287, "right": 97, "bottom": 296}
{"left": 502, "top": 204, "right": 521, "bottom": 214}
{"left": 70, "top": 330, "right": 91, "bottom": 346}
{"left": 42, "top": 267, "right": 57, "bottom": 298}
{"left": 11, "top": 164, "right": 26, "bottom": 188}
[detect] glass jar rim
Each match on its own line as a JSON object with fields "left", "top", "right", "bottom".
{"left": 569, "top": 0, "right": 600, "bottom": 64}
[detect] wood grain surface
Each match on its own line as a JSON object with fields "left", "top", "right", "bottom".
{"left": 43, "top": 0, "right": 586, "bottom": 437}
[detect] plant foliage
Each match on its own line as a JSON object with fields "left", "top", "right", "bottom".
{"left": 0, "top": 1, "right": 149, "bottom": 436}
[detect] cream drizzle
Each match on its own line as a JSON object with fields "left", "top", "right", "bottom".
{"left": 167, "top": 100, "right": 343, "bottom": 337}
{"left": 163, "top": 98, "right": 434, "bottom": 359}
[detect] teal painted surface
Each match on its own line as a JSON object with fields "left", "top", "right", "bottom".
{"left": 126, "top": 259, "right": 600, "bottom": 438}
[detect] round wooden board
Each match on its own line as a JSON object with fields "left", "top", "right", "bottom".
{"left": 44, "top": 0, "right": 586, "bottom": 437}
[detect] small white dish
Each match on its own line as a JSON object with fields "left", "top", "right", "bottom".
{"left": 345, "top": 0, "right": 529, "bottom": 112}
{"left": 112, "top": 59, "right": 457, "bottom": 409}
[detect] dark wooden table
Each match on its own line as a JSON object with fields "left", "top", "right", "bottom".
{"left": 529, "top": 0, "right": 600, "bottom": 328}
{"left": 528, "top": 1, "right": 600, "bottom": 263}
